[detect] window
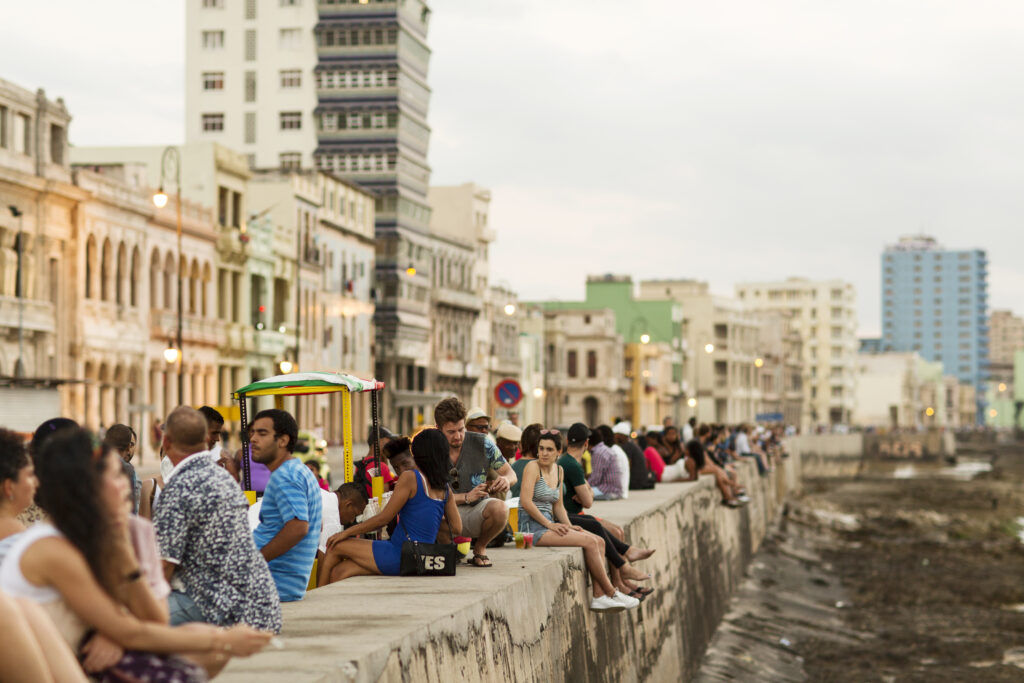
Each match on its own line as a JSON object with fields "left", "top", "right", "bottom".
{"left": 245, "top": 0, "right": 256, "bottom": 18}
{"left": 201, "top": 30, "right": 224, "bottom": 49}
{"left": 49, "top": 124, "right": 64, "bottom": 164}
{"left": 0, "top": 105, "right": 7, "bottom": 148}
{"left": 245, "top": 29, "right": 257, "bottom": 60}
{"left": 202, "top": 71, "right": 224, "bottom": 90}
{"left": 587, "top": 350, "right": 597, "bottom": 378}
{"left": 280, "top": 69, "right": 302, "bottom": 88}
{"left": 202, "top": 0, "right": 223, "bottom": 7}
{"left": 279, "top": 28, "right": 301, "bottom": 49}
{"left": 280, "top": 0, "right": 299, "bottom": 4}
{"left": 280, "top": 152, "right": 301, "bottom": 170}
{"left": 13, "top": 113, "right": 29, "bottom": 154}
{"left": 244, "top": 112, "right": 256, "bottom": 143}
{"left": 244, "top": 71, "right": 256, "bottom": 102}
{"left": 201, "top": 113, "right": 224, "bottom": 131}
{"left": 279, "top": 111, "right": 301, "bottom": 130}
{"left": 567, "top": 350, "right": 578, "bottom": 378}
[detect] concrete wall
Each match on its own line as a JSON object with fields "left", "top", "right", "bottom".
{"left": 787, "top": 433, "right": 864, "bottom": 478}
{"left": 222, "top": 453, "right": 801, "bottom": 683}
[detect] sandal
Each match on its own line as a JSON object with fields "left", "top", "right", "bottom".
{"left": 467, "top": 554, "right": 493, "bottom": 568}
{"left": 635, "top": 586, "right": 655, "bottom": 597}
{"left": 628, "top": 590, "right": 646, "bottom": 602}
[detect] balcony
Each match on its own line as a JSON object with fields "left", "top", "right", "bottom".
{"left": 150, "top": 310, "right": 225, "bottom": 347}
{"left": 432, "top": 287, "right": 482, "bottom": 313}
{"left": 0, "top": 296, "right": 55, "bottom": 334}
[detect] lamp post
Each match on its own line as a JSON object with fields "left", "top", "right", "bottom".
{"left": 692, "top": 337, "right": 714, "bottom": 421}
{"left": 153, "top": 146, "right": 183, "bottom": 404}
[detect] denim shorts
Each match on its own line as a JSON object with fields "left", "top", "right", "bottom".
{"left": 517, "top": 507, "right": 553, "bottom": 544}
{"left": 168, "top": 590, "right": 206, "bottom": 626}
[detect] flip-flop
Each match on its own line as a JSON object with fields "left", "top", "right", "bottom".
{"left": 635, "top": 586, "right": 655, "bottom": 597}
{"left": 468, "top": 554, "right": 493, "bottom": 567}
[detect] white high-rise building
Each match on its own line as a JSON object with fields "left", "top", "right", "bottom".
{"left": 186, "top": 0, "right": 318, "bottom": 169}
{"left": 736, "top": 278, "right": 857, "bottom": 429}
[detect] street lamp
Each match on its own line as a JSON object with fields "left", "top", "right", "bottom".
{"left": 533, "top": 387, "right": 545, "bottom": 398}
{"left": 406, "top": 264, "right": 416, "bottom": 277}
{"left": 640, "top": 333, "right": 651, "bottom": 345}
{"left": 754, "top": 357, "right": 764, "bottom": 368}
{"left": 163, "top": 344, "right": 180, "bottom": 364}
{"left": 504, "top": 303, "right": 516, "bottom": 316}
{"left": 279, "top": 360, "right": 294, "bottom": 374}
{"left": 925, "top": 406, "right": 935, "bottom": 417}
{"left": 999, "top": 383, "right": 1007, "bottom": 392}
{"left": 687, "top": 397, "right": 697, "bottom": 408}
{"left": 704, "top": 343, "right": 714, "bottom": 354}
{"left": 153, "top": 146, "right": 183, "bottom": 404}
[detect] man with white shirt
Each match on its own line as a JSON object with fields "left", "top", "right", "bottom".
{"left": 153, "top": 407, "right": 281, "bottom": 631}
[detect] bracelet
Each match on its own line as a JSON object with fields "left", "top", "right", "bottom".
{"left": 123, "top": 568, "right": 142, "bottom": 583}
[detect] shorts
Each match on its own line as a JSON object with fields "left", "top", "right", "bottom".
{"left": 168, "top": 590, "right": 205, "bottom": 626}
{"left": 457, "top": 498, "right": 498, "bottom": 538}
{"left": 518, "top": 507, "right": 553, "bottom": 544}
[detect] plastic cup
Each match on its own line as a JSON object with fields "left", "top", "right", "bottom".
{"left": 508, "top": 507, "right": 519, "bottom": 532}
{"left": 524, "top": 532, "right": 534, "bottom": 549}
{"left": 514, "top": 532, "right": 525, "bottom": 549}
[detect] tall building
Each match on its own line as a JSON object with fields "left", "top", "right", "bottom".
{"left": 185, "top": 0, "right": 437, "bottom": 421}
{"left": 880, "top": 235, "right": 988, "bottom": 420}
{"left": 736, "top": 278, "right": 858, "bottom": 428}
{"left": 988, "top": 310, "right": 1024, "bottom": 387}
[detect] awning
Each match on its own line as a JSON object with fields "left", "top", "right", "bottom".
{"left": 233, "top": 371, "right": 384, "bottom": 398}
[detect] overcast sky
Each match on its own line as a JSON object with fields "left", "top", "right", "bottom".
{"left": 5, "top": 1, "right": 1024, "bottom": 336}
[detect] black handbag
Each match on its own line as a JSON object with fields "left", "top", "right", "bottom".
{"left": 399, "top": 541, "right": 457, "bottom": 576}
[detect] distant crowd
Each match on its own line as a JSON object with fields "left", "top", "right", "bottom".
{"left": 0, "top": 398, "right": 787, "bottom": 681}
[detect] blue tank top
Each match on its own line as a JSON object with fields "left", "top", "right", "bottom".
{"left": 391, "top": 472, "right": 448, "bottom": 545}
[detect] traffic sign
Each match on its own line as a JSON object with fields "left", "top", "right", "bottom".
{"left": 494, "top": 379, "right": 523, "bottom": 408}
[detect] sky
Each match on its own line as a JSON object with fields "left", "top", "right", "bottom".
{"left": 4, "top": 1, "right": 1024, "bottom": 336}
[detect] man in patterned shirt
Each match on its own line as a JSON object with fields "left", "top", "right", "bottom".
{"left": 251, "top": 409, "right": 322, "bottom": 602}
{"left": 154, "top": 407, "right": 282, "bottom": 633}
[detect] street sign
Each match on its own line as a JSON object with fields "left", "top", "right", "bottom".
{"left": 494, "top": 379, "right": 523, "bottom": 408}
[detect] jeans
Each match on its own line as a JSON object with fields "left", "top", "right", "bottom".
{"left": 168, "top": 590, "right": 205, "bottom": 626}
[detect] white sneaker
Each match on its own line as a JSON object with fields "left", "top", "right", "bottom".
{"left": 612, "top": 590, "right": 641, "bottom": 609}
{"left": 590, "top": 595, "right": 626, "bottom": 612}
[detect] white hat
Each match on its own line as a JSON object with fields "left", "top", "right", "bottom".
{"left": 466, "top": 407, "right": 490, "bottom": 422}
{"left": 612, "top": 421, "right": 632, "bottom": 436}
{"left": 495, "top": 422, "right": 522, "bottom": 441}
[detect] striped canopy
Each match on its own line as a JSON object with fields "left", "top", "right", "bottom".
{"left": 233, "top": 371, "right": 384, "bottom": 398}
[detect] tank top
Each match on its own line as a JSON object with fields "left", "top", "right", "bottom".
{"left": 526, "top": 464, "right": 561, "bottom": 519}
{"left": 391, "top": 472, "right": 448, "bottom": 546}
{"left": 0, "top": 523, "right": 88, "bottom": 647}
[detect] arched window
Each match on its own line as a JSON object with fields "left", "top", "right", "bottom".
{"left": 150, "top": 249, "right": 161, "bottom": 310}
{"left": 201, "top": 262, "right": 211, "bottom": 317}
{"left": 189, "top": 259, "right": 200, "bottom": 315}
{"left": 101, "top": 238, "right": 113, "bottom": 301}
{"left": 115, "top": 242, "right": 127, "bottom": 305}
{"left": 163, "top": 253, "right": 175, "bottom": 310}
{"left": 85, "top": 235, "right": 97, "bottom": 299}
{"left": 130, "top": 246, "right": 140, "bottom": 307}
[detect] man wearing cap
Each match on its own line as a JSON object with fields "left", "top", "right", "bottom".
{"left": 613, "top": 421, "right": 655, "bottom": 490}
{"left": 494, "top": 422, "right": 522, "bottom": 464}
{"left": 465, "top": 408, "right": 491, "bottom": 435}
{"left": 434, "top": 397, "right": 516, "bottom": 568}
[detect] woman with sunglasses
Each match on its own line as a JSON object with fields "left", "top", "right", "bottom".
{"left": 320, "top": 430, "right": 462, "bottom": 584}
{"left": 518, "top": 429, "right": 639, "bottom": 613}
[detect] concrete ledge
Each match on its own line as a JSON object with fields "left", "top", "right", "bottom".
{"left": 222, "top": 453, "right": 801, "bottom": 683}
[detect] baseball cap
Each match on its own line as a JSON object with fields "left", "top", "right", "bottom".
{"left": 466, "top": 407, "right": 490, "bottom": 422}
{"left": 495, "top": 422, "right": 522, "bottom": 441}
{"left": 367, "top": 426, "right": 396, "bottom": 447}
{"left": 612, "top": 421, "right": 632, "bottom": 436}
{"left": 567, "top": 423, "right": 591, "bottom": 445}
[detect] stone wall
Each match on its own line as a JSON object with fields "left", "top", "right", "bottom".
{"left": 222, "top": 452, "right": 801, "bottom": 683}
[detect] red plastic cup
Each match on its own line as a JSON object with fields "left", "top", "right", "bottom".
{"left": 523, "top": 532, "right": 534, "bottom": 548}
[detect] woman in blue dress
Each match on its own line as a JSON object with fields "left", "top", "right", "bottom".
{"left": 319, "top": 430, "right": 462, "bottom": 584}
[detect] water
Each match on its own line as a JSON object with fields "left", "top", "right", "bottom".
{"left": 890, "top": 458, "right": 991, "bottom": 481}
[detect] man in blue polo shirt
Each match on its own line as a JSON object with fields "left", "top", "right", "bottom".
{"left": 250, "top": 408, "right": 322, "bottom": 601}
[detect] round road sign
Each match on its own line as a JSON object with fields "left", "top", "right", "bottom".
{"left": 494, "top": 379, "right": 523, "bottom": 408}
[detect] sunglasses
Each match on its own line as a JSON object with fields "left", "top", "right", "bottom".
{"left": 540, "top": 429, "right": 560, "bottom": 435}
{"left": 448, "top": 467, "right": 460, "bottom": 489}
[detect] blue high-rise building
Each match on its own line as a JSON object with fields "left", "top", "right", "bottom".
{"left": 881, "top": 236, "right": 988, "bottom": 420}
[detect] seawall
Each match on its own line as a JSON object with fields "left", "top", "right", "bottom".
{"left": 222, "top": 453, "right": 802, "bottom": 683}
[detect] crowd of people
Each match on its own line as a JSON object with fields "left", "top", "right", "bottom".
{"left": 0, "top": 397, "right": 786, "bottom": 680}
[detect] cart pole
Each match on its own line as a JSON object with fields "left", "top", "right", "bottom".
{"left": 239, "top": 394, "right": 252, "bottom": 495}
{"left": 342, "top": 388, "right": 354, "bottom": 484}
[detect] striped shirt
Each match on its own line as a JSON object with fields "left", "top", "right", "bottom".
{"left": 253, "top": 457, "right": 322, "bottom": 602}
{"left": 587, "top": 442, "right": 623, "bottom": 499}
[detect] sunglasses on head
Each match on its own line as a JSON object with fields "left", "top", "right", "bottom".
{"left": 540, "top": 429, "right": 560, "bottom": 436}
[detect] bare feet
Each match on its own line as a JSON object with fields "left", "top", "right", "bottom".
{"left": 620, "top": 564, "right": 651, "bottom": 582}
{"left": 624, "top": 547, "right": 656, "bottom": 563}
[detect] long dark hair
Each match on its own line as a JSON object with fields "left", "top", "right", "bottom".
{"left": 685, "top": 439, "right": 706, "bottom": 470}
{"left": 410, "top": 429, "right": 451, "bottom": 491}
{"left": 34, "top": 427, "right": 114, "bottom": 590}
